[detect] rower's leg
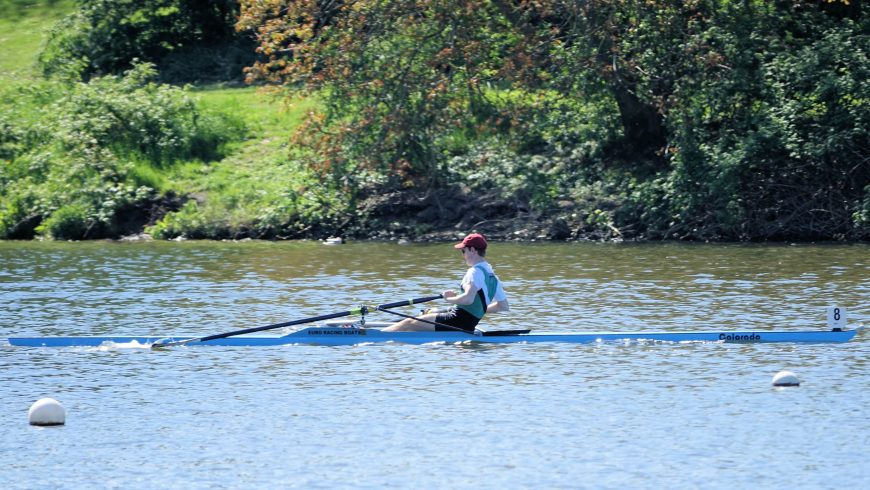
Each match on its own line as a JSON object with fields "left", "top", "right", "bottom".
{"left": 381, "top": 313, "right": 439, "bottom": 332}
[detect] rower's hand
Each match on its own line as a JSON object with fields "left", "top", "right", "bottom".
{"left": 442, "top": 290, "right": 457, "bottom": 302}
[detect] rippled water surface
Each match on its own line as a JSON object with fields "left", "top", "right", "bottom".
{"left": 1, "top": 240, "right": 868, "bottom": 489}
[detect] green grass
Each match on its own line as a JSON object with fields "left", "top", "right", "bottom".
{"left": 0, "top": 0, "right": 74, "bottom": 80}
{"left": 192, "top": 86, "right": 315, "bottom": 135}
{"left": 1, "top": 1, "right": 327, "bottom": 239}
{"left": 154, "top": 87, "right": 320, "bottom": 234}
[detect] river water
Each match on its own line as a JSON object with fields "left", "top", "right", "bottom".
{"left": 1, "top": 240, "right": 868, "bottom": 489}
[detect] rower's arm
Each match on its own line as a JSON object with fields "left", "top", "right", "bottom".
{"left": 487, "top": 298, "right": 509, "bottom": 313}
{"left": 443, "top": 283, "right": 477, "bottom": 306}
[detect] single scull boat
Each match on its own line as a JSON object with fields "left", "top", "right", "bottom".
{"left": 5, "top": 323, "right": 862, "bottom": 347}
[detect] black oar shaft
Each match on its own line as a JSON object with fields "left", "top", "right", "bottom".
{"left": 197, "top": 294, "right": 443, "bottom": 343}
{"left": 199, "top": 309, "right": 362, "bottom": 342}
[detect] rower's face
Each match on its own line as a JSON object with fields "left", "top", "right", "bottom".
{"left": 460, "top": 247, "right": 477, "bottom": 265}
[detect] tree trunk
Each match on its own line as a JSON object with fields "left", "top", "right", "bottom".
{"left": 610, "top": 80, "right": 668, "bottom": 160}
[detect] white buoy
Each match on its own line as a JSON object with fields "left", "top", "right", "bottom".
{"left": 772, "top": 370, "right": 800, "bottom": 387}
{"left": 28, "top": 398, "right": 66, "bottom": 426}
{"left": 323, "top": 237, "right": 343, "bottom": 245}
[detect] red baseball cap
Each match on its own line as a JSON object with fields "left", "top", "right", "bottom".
{"left": 454, "top": 233, "right": 487, "bottom": 250}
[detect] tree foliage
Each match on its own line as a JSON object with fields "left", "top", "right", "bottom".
{"left": 239, "top": 0, "right": 526, "bottom": 188}
{"left": 240, "top": 0, "right": 868, "bottom": 240}
{"left": 39, "top": 0, "right": 256, "bottom": 83}
{"left": 631, "top": 0, "right": 869, "bottom": 240}
{"left": 10, "top": 1, "right": 866, "bottom": 241}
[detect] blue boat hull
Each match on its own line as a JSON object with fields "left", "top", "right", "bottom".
{"left": 5, "top": 326, "right": 861, "bottom": 347}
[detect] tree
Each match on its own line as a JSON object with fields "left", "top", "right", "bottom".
{"left": 238, "top": 1, "right": 731, "bottom": 179}
{"left": 240, "top": 0, "right": 868, "bottom": 240}
{"left": 239, "top": 0, "right": 527, "bottom": 188}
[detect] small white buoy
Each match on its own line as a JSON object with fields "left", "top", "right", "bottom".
{"left": 323, "top": 237, "right": 343, "bottom": 245}
{"left": 772, "top": 370, "right": 800, "bottom": 387}
{"left": 28, "top": 398, "right": 66, "bottom": 426}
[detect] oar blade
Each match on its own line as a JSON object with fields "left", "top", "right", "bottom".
{"left": 150, "top": 337, "right": 198, "bottom": 350}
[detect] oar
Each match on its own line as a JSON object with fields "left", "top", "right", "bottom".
{"left": 152, "top": 294, "right": 443, "bottom": 348}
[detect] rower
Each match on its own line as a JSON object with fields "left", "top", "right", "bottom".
{"left": 382, "top": 233, "right": 509, "bottom": 333}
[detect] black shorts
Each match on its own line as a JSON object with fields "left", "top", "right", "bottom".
{"left": 434, "top": 308, "right": 480, "bottom": 333}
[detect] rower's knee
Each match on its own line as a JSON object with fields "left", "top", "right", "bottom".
{"left": 382, "top": 317, "right": 434, "bottom": 332}
{"left": 382, "top": 319, "right": 412, "bottom": 332}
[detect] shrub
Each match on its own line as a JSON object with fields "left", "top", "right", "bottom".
{"left": 39, "top": 0, "right": 255, "bottom": 83}
{"left": 36, "top": 203, "right": 91, "bottom": 240}
{"left": 145, "top": 200, "right": 207, "bottom": 239}
{"left": 0, "top": 65, "right": 244, "bottom": 239}
{"left": 52, "top": 62, "right": 242, "bottom": 165}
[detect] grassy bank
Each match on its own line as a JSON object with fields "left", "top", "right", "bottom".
{"left": 0, "top": 1, "right": 326, "bottom": 240}
{"left": 150, "top": 87, "right": 319, "bottom": 239}
{"left": 0, "top": 0, "right": 74, "bottom": 79}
